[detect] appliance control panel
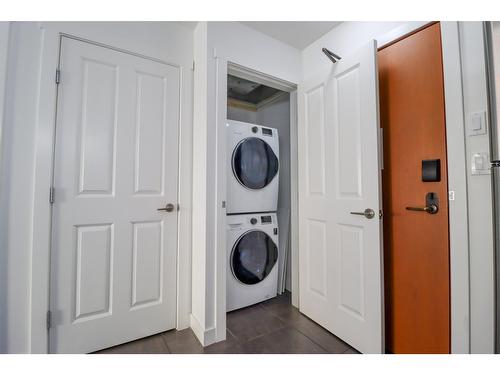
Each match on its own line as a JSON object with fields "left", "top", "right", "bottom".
{"left": 262, "top": 127, "right": 273, "bottom": 136}
{"left": 260, "top": 215, "right": 273, "bottom": 224}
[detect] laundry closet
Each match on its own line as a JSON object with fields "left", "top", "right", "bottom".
{"left": 225, "top": 72, "right": 293, "bottom": 312}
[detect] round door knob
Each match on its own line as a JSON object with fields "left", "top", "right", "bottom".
{"left": 157, "top": 203, "right": 175, "bottom": 212}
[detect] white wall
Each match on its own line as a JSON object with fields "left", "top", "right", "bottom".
{"left": 0, "top": 21, "right": 45, "bottom": 353}
{"left": 459, "top": 21, "right": 495, "bottom": 353}
{"left": 209, "top": 22, "right": 301, "bottom": 85}
{"left": 0, "top": 21, "right": 194, "bottom": 353}
{"left": 191, "top": 21, "right": 301, "bottom": 345}
{"left": 302, "top": 22, "right": 408, "bottom": 81}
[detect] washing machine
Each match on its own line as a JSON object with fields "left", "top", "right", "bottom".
{"left": 226, "top": 213, "right": 279, "bottom": 312}
{"left": 226, "top": 119, "right": 279, "bottom": 214}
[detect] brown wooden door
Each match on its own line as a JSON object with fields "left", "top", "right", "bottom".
{"left": 378, "top": 22, "right": 450, "bottom": 354}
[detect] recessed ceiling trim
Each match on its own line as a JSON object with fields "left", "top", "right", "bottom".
{"left": 227, "top": 98, "right": 258, "bottom": 112}
{"left": 228, "top": 62, "right": 297, "bottom": 92}
{"left": 256, "top": 91, "right": 289, "bottom": 110}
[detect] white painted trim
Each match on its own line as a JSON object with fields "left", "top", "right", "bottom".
{"left": 189, "top": 21, "right": 209, "bottom": 347}
{"left": 0, "top": 22, "right": 10, "bottom": 185}
{"left": 29, "top": 23, "right": 57, "bottom": 354}
{"left": 0, "top": 22, "right": 11, "bottom": 353}
{"left": 376, "top": 21, "right": 471, "bottom": 353}
{"left": 60, "top": 33, "right": 181, "bottom": 68}
{"left": 440, "top": 21, "right": 471, "bottom": 354}
{"left": 176, "top": 61, "right": 193, "bottom": 332}
{"left": 29, "top": 23, "right": 193, "bottom": 353}
{"left": 190, "top": 314, "right": 216, "bottom": 346}
{"left": 458, "top": 21, "right": 494, "bottom": 354}
{"left": 289, "top": 90, "right": 299, "bottom": 308}
{"left": 228, "top": 62, "right": 297, "bottom": 92}
{"left": 215, "top": 57, "right": 227, "bottom": 343}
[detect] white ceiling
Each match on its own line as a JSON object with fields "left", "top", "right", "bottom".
{"left": 240, "top": 21, "right": 342, "bottom": 50}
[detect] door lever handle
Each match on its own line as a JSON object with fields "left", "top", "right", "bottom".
{"left": 157, "top": 203, "right": 175, "bottom": 212}
{"left": 405, "top": 204, "right": 438, "bottom": 214}
{"left": 350, "top": 208, "right": 375, "bottom": 219}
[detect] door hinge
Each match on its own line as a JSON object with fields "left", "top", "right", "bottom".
{"left": 55, "top": 69, "right": 61, "bottom": 84}
{"left": 46, "top": 310, "right": 52, "bottom": 330}
{"left": 192, "top": 60, "right": 195, "bottom": 71}
{"left": 49, "top": 186, "right": 55, "bottom": 205}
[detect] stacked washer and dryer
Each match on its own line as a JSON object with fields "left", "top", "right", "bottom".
{"left": 226, "top": 119, "right": 280, "bottom": 312}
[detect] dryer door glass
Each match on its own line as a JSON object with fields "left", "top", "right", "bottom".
{"left": 232, "top": 137, "right": 279, "bottom": 190}
{"left": 231, "top": 230, "right": 278, "bottom": 285}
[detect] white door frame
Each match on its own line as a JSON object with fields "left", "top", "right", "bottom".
{"left": 213, "top": 21, "right": 470, "bottom": 353}
{"left": 0, "top": 22, "right": 10, "bottom": 191}
{"left": 214, "top": 60, "right": 298, "bottom": 342}
{"left": 29, "top": 23, "right": 193, "bottom": 353}
{"left": 376, "top": 21, "right": 470, "bottom": 353}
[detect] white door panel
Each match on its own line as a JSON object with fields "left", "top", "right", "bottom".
{"left": 51, "top": 37, "right": 179, "bottom": 353}
{"left": 298, "top": 40, "right": 383, "bottom": 354}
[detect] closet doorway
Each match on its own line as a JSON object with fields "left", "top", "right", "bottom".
{"left": 216, "top": 62, "right": 300, "bottom": 343}
{"left": 226, "top": 73, "right": 293, "bottom": 300}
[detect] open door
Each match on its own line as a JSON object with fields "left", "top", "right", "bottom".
{"left": 298, "top": 40, "right": 383, "bottom": 354}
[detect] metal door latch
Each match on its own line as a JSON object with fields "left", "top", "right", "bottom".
{"left": 157, "top": 203, "right": 175, "bottom": 212}
{"left": 406, "top": 192, "right": 439, "bottom": 214}
{"left": 350, "top": 208, "right": 376, "bottom": 219}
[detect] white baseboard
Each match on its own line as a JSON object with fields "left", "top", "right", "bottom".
{"left": 189, "top": 314, "right": 216, "bottom": 347}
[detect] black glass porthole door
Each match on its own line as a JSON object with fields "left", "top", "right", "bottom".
{"left": 231, "top": 230, "right": 278, "bottom": 285}
{"left": 232, "top": 137, "right": 279, "bottom": 190}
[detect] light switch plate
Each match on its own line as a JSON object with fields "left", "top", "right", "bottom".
{"left": 468, "top": 111, "right": 487, "bottom": 136}
{"left": 471, "top": 152, "right": 490, "bottom": 175}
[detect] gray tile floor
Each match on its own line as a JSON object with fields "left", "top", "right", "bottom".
{"left": 95, "top": 292, "right": 359, "bottom": 354}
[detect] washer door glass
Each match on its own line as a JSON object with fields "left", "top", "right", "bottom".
{"left": 231, "top": 230, "right": 278, "bottom": 285}
{"left": 232, "top": 137, "right": 279, "bottom": 190}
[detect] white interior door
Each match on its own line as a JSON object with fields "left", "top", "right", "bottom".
{"left": 298, "top": 40, "right": 383, "bottom": 353}
{"left": 50, "top": 37, "right": 180, "bottom": 353}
